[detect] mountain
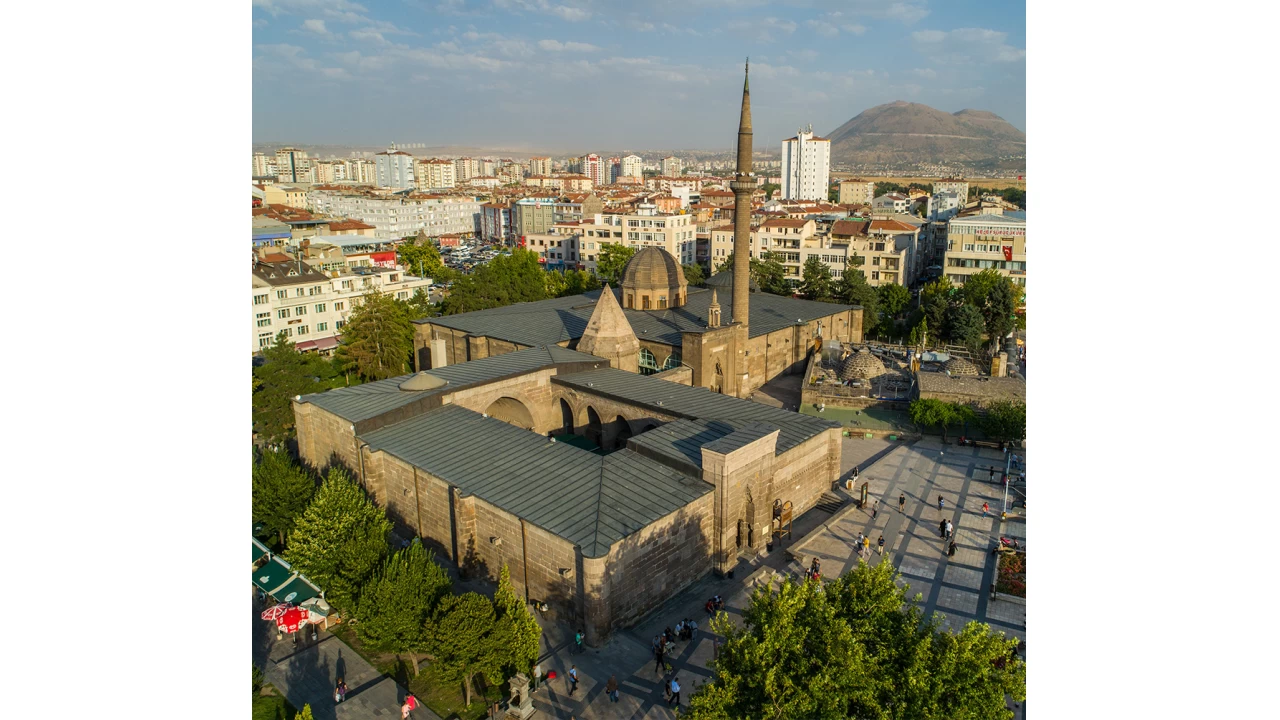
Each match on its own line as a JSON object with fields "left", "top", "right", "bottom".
{"left": 825, "top": 101, "right": 1025, "bottom": 166}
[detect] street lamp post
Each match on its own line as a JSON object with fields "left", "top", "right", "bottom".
{"left": 1002, "top": 447, "right": 1013, "bottom": 515}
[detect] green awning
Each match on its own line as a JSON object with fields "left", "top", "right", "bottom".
{"left": 252, "top": 538, "right": 270, "bottom": 565}
{"left": 252, "top": 557, "right": 295, "bottom": 595}
{"left": 272, "top": 574, "right": 320, "bottom": 605}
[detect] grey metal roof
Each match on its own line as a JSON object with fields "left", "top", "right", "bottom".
{"left": 553, "top": 367, "right": 839, "bottom": 454}
{"left": 299, "top": 345, "right": 605, "bottom": 423}
{"left": 629, "top": 418, "right": 777, "bottom": 472}
{"left": 361, "top": 404, "right": 711, "bottom": 557}
{"left": 420, "top": 287, "right": 856, "bottom": 348}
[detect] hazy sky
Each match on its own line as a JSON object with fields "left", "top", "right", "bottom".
{"left": 253, "top": 0, "right": 1025, "bottom": 151}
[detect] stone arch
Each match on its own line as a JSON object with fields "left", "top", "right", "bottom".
{"left": 613, "top": 414, "right": 633, "bottom": 450}
{"left": 557, "top": 398, "right": 575, "bottom": 435}
{"left": 636, "top": 420, "right": 660, "bottom": 434}
{"left": 585, "top": 406, "right": 603, "bottom": 449}
{"left": 639, "top": 348, "right": 659, "bottom": 375}
{"left": 661, "top": 350, "right": 683, "bottom": 371}
{"left": 485, "top": 396, "right": 535, "bottom": 430}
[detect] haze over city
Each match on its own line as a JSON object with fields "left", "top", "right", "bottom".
{"left": 253, "top": 0, "right": 1026, "bottom": 150}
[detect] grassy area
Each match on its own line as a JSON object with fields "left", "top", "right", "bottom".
{"left": 800, "top": 404, "right": 917, "bottom": 433}
{"left": 330, "top": 624, "right": 502, "bottom": 720}
{"left": 252, "top": 687, "right": 297, "bottom": 720}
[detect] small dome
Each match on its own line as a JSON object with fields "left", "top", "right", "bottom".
{"left": 399, "top": 372, "right": 449, "bottom": 391}
{"left": 840, "top": 350, "right": 884, "bottom": 380}
{"left": 620, "top": 247, "right": 688, "bottom": 310}
{"left": 944, "top": 357, "right": 980, "bottom": 376}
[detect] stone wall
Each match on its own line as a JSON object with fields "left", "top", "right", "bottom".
{"left": 701, "top": 431, "right": 779, "bottom": 572}
{"left": 445, "top": 369, "right": 560, "bottom": 434}
{"left": 293, "top": 401, "right": 360, "bottom": 478}
{"left": 651, "top": 365, "right": 693, "bottom": 385}
{"left": 551, "top": 384, "right": 680, "bottom": 450}
{"left": 772, "top": 428, "right": 843, "bottom": 518}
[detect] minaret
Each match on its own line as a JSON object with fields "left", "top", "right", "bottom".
{"left": 708, "top": 289, "right": 721, "bottom": 328}
{"left": 729, "top": 59, "right": 754, "bottom": 325}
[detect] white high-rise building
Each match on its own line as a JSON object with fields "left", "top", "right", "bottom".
{"left": 375, "top": 146, "right": 416, "bottom": 189}
{"left": 253, "top": 152, "right": 271, "bottom": 178}
{"left": 529, "top": 157, "right": 552, "bottom": 176}
{"left": 415, "top": 159, "right": 456, "bottom": 190}
{"left": 662, "top": 156, "right": 683, "bottom": 177}
{"left": 275, "top": 147, "right": 306, "bottom": 183}
{"left": 580, "top": 154, "right": 604, "bottom": 186}
{"left": 620, "top": 154, "right": 644, "bottom": 180}
{"left": 454, "top": 157, "right": 477, "bottom": 182}
{"left": 781, "top": 125, "right": 831, "bottom": 201}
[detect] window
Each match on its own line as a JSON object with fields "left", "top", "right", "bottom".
{"left": 294, "top": 305, "right": 307, "bottom": 316}
{"left": 871, "top": 272, "right": 880, "bottom": 280}
{"left": 662, "top": 351, "right": 682, "bottom": 371}
{"left": 256, "top": 312, "right": 271, "bottom": 327}
{"left": 335, "top": 320, "right": 345, "bottom": 330}
{"left": 334, "top": 301, "right": 345, "bottom": 311}
{"left": 276, "top": 290, "right": 287, "bottom": 300}
{"left": 254, "top": 294, "right": 269, "bottom": 305}
{"left": 295, "top": 288, "right": 305, "bottom": 297}
{"left": 642, "top": 295, "right": 651, "bottom": 310}
{"left": 963, "top": 244, "right": 975, "bottom": 252}
{"left": 316, "top": 322, "right": 328, "bottom": 332}
{"left": 341, "top": 280, "right": 353, "bottom": 290}
{"left": 658, "top": 295, "right": 667, "bottom": 309}
{"left": 315, "top": 303, "right": 326, "bottom": 313}
{"left": 277, "top": 308, "right": 291, "bottom": 319}
{"left": 297, "top": 325, "right": 309, "bottom": 336}
{"left": 639, "top": 348, "right": 660, "bottom": 375}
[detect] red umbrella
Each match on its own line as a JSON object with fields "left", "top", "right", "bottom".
{"left": 261, "top": 603, "right": 293, "bottom": 621}
{"left": 276, "top": 606, "right": 309, "bottom": 634}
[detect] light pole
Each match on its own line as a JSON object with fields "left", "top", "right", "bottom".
{"left": 1002, "top": 446, "right": 1014, "bottom": 514}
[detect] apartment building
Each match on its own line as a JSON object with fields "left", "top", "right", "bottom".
{"left": 454, "top": 157, "right": 478, "bottom": 183}
{"left": 930, "top": 191, "right": 962, "bottom": 222}
{"left": 580, "top": 154, "right": 605, "bottom": 186}
{"left": 838, "top": 179, "right": 875, "bottom": 206}
{"left": 346, "top": 158, "right": 377, "bottom": 185}
{"left": 574, "top": 206, "right": 698, "bottom": 265}
{"left": 828, "top": 218, "right": 922, "bottom": 288}
{"left": 512, "top": 197, "right": 557, "bottom": 238}
{"left": 529, "top": 157, "right": 552, "bottom": 176}
{"left": 275, "top": 148, "right": 306, "bottom": 183}
{"left": 523, "top": 231, "right": 581, "bottom": 270}
{"left": 943, "top": 213, "right": 1026, "bottom": 287}
{"left": 253, "top": 152, "right": 271, "bottom": 178}
{"left": 781, "top": 126, "right": 831, "bottom": 201}
{"left": 263, "top": 185, "right": 309, "bottom": 208}
{"left": 620, "top": 155, "right": 644, "bottom": 180}
{"left": 932, "top": 178, "right": 970, "bottom": 201}
{"left": 662, "top": 156, "right": 683, "bottom": 177}
{"left": 481, "top": 202, "right": 512, "bottom": 242}
{"left": 375, "top": 149, "right": 416, "bottom": 189}
{"left": 414, "top": 159, "right": 456, "bottom": 190}
{"left": 872, "top": 192, "right": 910, "bottom": 214}
{"left": 307, "top": 188, "right": 482, "bottom": 240}
{"left": 251, "top": 259, "right": 432, "bottom": 355}
{"left": 313, "top": 160, "right": 348, "bottom": 184}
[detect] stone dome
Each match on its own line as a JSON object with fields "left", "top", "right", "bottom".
{"left": 945, "top": 357, "right": 980, "bottom": 376}
{"left": 620, "top": 247, "right": 688, "bottom": 310}
{"left": 704, "top": 270, "right": 758, "bottom": 293}
{"left": 840, "top": 350, "right": 885, "bottom": 380}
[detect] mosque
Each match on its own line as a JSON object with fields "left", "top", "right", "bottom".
{"left": 293, "top": 63, "right": 860, "bottom": 644}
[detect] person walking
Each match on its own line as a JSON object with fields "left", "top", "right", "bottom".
{"left": 948, "top": 541, "right": 957, "bottom": 557}
{"left": 938, "top": 495, "right": 944, "bottom": 512}
{"left": 878, "top": 535, "right": 885, "bottom": 554}
{"left": 982, "top": 502, "right": 989, "bottom": 518}
{"left": 568, "top": 665, "right": 579, "bottom": 696}
{"left": 574, "top": 630, "right": 584, "bottom": 654}
{"left": 655, "top": 643, "right": 665, "bottom": 674}
{"left": 606, "top": 674, "right": 619, "bottom": 703}
{"left": 945, "top": 519, "right": 953, "bottom": 540}
{"left": 668, "top": 677, "right": 681, "bottom": 707}
{"left": 872, "top": 499, "right": 878, "bottom": 519}
{"left": 862, "top": 535, "right": 871, "bottom": 557}
{"left": 989, "top": 466, "right": 995, "bottom": 481}
{"left": 899, "top": 493, "right": 905, "bottom": 513}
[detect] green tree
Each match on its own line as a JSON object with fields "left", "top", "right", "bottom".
{"left": 253, "top": 331, "right": 336, "bottom": 444}
{"left": 834, "top": 266, "right": 879, "bottom": 337}
{"left": 286, "top": 467, "right": 391, "bottom": 611}
{"left": 755, "top": 251, "right": 792, "bottom": 295}
{"left": 443, "top": 249, "right": 549, "bottom": 314}
{"left": 828, "top": 185, "right": 840, "bottom": 203}
{"left": 981, "top": 279, "right": 1018, "bottom": 352}
{"left": 335, "top": 291, "right": 415, "bottom": 381}
{"left": 874, "top": 181, "right": 906, "bottom": 197}
{"left": 595, "top": 243, "right": 637, "bottom": 285}
{"left": 761, "top": 182, "right": 781, "bottom": 200}
{"left": 543, "top": 269, "right": 568, "bottom": 298}
{"left": 909, "top": 399, "right": 974, "bottom": 442}
{"left": 404, "top": 287, "right": 436, "bottom": 319}
{"left": 878, "top": 283, "right": 911, "bottom": 317}
{"left": 398, "top": 239, "right": 451, "bottom": 283}
{"left": 686, "top": 575, "right": 868, "bottom": 719}
{"left": 962, "top": 268, "right": 1005, "bottom": 309}
{"left": 562, "top": 269, "right": 601, "bottom": 296}
{"left": 687, "top": 560, "right": 1024, "bottom": 720}
{"left": 798, "top": 256, "right": 835, "bottom": 302}
{"left": 356, "top": 541, "right": 453, "bottom": 676}
{"left": 908, "top": 316, "right": 929, "bottom": 348}
{"left": 430, "top": 592, "right": 506, "bottom": 707}
{"left": 251, "top": 449, "right": 317, "bottom": 547}
{"left": 946, "top": 303, "right": 986, "bottom": 354}
{"left": 492, "top": 564, "right": 541, "bottom": 677}
{"left": 682, "top": 263, "right": 706, "bottom": 287}
{"left": 977, "top": 400, "right": 1026, "bottom": 442}
{"left": 295, "top": 704, "right": 314, "bottom": 720}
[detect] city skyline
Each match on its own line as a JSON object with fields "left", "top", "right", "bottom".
{"left": 252, "top": 0, "right": 1026, "bottom": 150}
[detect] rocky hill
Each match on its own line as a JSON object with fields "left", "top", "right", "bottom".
{"left": 826, "top": 101, "right": 1025, "bottom": 166}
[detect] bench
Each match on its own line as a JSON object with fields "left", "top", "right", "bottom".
{"left": 972, "top": 439, "right": 1004, "bottom": 450}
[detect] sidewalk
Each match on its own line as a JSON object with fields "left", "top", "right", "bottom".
{"left": 253, "top": 602, "right": 441, "bottom": 720}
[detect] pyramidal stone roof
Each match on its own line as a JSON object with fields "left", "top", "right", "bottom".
{"left": 576, "top": 283, "right": 639, "bottom": 358}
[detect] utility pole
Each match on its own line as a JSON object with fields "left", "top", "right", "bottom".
{"left": 1002, "top": 446, "right": 1014, "bottom": 514}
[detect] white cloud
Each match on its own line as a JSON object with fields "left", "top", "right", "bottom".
{"left": 493, "top": 0, "right": 592, "bottom": 22}
{"left": 538, "top": 39, "right": 600, "bottom": 52}
{"left": 302, "top": 19, "right": 329, "bottom": 34}
{"left": 912, "top": 28, "right": 1025, "bottom": 64}
{"left": 349, "top": 28, "right": 388, "bottom": 44}
{"left": 910, "top": 67, "right": 936, "bottom": 79}
{"left": 728, "top": 17, "right": 797, "bottom": 43}
{"left": 806, "top": 20, "right": 838, "bottom": 38}
{"left": 842, "top": 24, "right": 866, "bottom": 35}
{"left": 788, "top": 49, "right": 819, "bottom": 63}
{"left": 749, "top": 62, "right": 800, "bottom": 80}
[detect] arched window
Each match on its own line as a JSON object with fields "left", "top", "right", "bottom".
{"left": 658, "top": 295, "right": 667, "bottom": 309}
{"left": 639, "top": 348, "right": 659, "bottom": 375}
{"left": 662, "top": 351, "right": 682, "bottom": 371}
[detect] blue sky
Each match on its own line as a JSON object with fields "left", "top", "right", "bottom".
{"left": 253, "top": 0, "right": 1025, "bottom": 151}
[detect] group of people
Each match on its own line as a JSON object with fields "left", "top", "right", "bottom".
{"left": 703, "top": 595, "right": 725, "bottom": 616}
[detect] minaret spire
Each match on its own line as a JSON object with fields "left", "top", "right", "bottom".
{"left": 730, "top": 59, "right": 755, "bottom": 326}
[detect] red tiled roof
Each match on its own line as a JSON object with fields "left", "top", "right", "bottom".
{"left": 870, "top": 219, "right": 918, "bottom": 232}
{"left": 761, "top": 218, "right": 808, "bottom": 229}
{"left": 831, "top": 219, "right": 870, "bottom": 236}
{"left": 327, "top": 220, "right": 375, "bottom": 231}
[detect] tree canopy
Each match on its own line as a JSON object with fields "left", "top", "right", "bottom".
{"left": 251, "top": 449, "right": 317, "bottom": 547}
{"left": 716, "top": 251, "right": 792, "bottom": 296}
{"left": 285, "top": 467, "right": 391, "bottom": 611}
{"left": 799, "top": 256, "right": 835, "bottom": 302}
{"left": 335, "top": 291, "right": 416, "bottom": 381}
{"left": 493, "top": 564, "right": 541, "bottom": 677}
{"left": 909, "top": 398, "right": 975, "bottom": 442}
{"left": 442, "top": 249, "right": 549, "bottom": 314}
{"left": 252, "top": 331, "right": 342, "bottom": 444}
{"left": 595, "top": 243, "right": 637, "bottom": 286}
{"left": 429, "top": 592, "right": 506, "bottom": 707}
{"left": 945, "top": 303, "right": 986, "bottom": 355}
{"left": 397, "top": 239, "right": 451, "bottom": 283}
{"left": 356, "top": 541, "right": 453, "bottom": 676}
{"left": 835, "top": 267, "right": 879, "bottom": 336}
{"left": 976, "top": 400, "right": 1026, "bottom": 442}
{"left": 682, "top": 263, "right": 706, "bottom": 287}
{"left": 686, "top": 560, "right": 1025, "bottom": 719}
{"left": 878, "top": 283, "right": 911, "bottom": 317}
